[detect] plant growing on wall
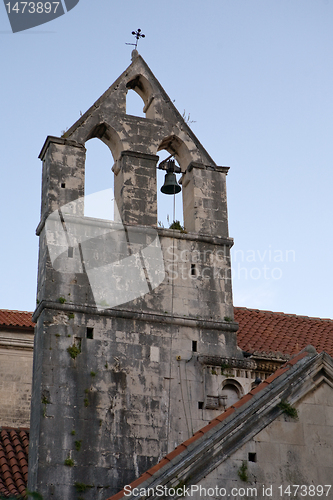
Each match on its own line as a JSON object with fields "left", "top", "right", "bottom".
{"left": 237, "top": 461, "right": 249, "bottom": 482}
{"left": 74, "top": 440, "right": 82, "bottom": 452}
{"left": 26, "top": 491, "right": 44, "bottom": 500}
{"left": 41, "top": 394, "right": 50, "bottom": 417}
{"left": 67, "top": 343, "right": 81, "bottom": 359}
{"left": 74, "top": 483, "right": 93, "bottom": 493}
{"left": 169, "top": 220, "right": 186, "bottom": 232}
{"left": 278, "top": 399, "right": 298, "bottom": 419}
{"left": 64, "top": 457, "right": 74, "bottom": 467}
{"left": 84, "top": 388, "right": 90, "bottom": 407}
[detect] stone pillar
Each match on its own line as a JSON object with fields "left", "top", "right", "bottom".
{"left": 113, "top": 150, "right": 158, "bottom": 226}
{"left": 39, "top": 136, "right": 86, "bottom": 220}
{"left": 182, "top": 162, "right": 230, "bottom": 237}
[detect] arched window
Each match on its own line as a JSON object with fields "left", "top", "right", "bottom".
{"left": 84, "top": 138, "right": 114, "bottom": 221}
{"left": 220, "top": 379, "right": 244, "bottom": 408}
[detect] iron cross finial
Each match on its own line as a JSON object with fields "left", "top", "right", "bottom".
{"left": 126, "top": 29, "right": 145, "bottom": 50}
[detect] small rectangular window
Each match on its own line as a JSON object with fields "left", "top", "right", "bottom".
{"left": 87, "top": 327, "right": 94, "bottom": 339}
{"left": 248, "top": 452, "right": 257, "bottom": 462}
{"left": 192, "top": 340, "right": 197, "bottom": 352}
{"left": 61, "top": 182, "right": 66, "bottom": 188}
{"left": 191, "top": 264, "right": 196, "bottom": 276}
{"left": 68, "top": 247, "right": 74, "bottom": 258}
{"left": 198, "top": 401, "right": 204, "bottom": 410}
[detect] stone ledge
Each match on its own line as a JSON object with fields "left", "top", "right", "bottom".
{"left": 186, "top": 162, "right": 230, "bottom": 174}
{"left": 0, "top": 335, "right": 34, "bottom": 350}
{"left": 198, "top": 355, "right": 256, "bottom": 370}
{"left": 32, "top": 301, "right": 239, "bottom": 333}
{"left": 38, "top": 135, "right": 85, "bottom": 161}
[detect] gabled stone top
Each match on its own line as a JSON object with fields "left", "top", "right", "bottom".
{"left": 59, "top": 54, "right": 217, "bottom": 172}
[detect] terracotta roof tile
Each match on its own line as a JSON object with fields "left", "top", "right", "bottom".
{"left": 146, "top": 458, "right": 171, "bottom": 476}
{"left": 231, "top": 393, "right": 253, "bottom": 408}
{"left": 235, "top": 307, "right": 333, "bottom": 356}
{"left": 110, "top": 491, "right": 128, "bottom": 500}
{"left": 165, "top": 444, "right": 187, "bottom": 461}
{"left": 0, "top": 428, "right": 29, "bottom": 498}
{"left": 128, "top": 472, "right": 152, "bottom": 489}
{"left": 285, "top": 351, "right": 309, "bottom": 366}
{"left": 0, "top": 310, "right": 35, "bottom": 329}
{"left": 197, "top": 420, "right": 220, "bottom": 435}
{"left": 215, "top": 407, "right": 235, "bottom": 422}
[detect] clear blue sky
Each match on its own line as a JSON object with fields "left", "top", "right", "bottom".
{"left": 1, "top": 0, "right": 332, "bottom": 319}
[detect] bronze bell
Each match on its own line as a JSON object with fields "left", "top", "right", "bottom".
{"left": 160, "top": 172, "right": 181, "bottom": 195}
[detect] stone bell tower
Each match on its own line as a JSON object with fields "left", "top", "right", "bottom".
{"left": 28, "top": 52, "right": 243, "bottom": 500}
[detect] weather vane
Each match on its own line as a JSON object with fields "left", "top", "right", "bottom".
{"left": 126, "top": 29, "right": 145, "bottom": 50}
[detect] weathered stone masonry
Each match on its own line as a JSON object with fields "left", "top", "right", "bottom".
{"left": 28, "top": 53, "right": 246, "bottom": 500}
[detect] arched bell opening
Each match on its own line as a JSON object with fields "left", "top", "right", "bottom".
{"left": 85, "top": 122, "right": 122, "bottom": 163}
{"left": 84, "top": 138, "right": 115, "bottom": 221}
{"left": 157, "top": 134, "right": 193, "bottom": 231}
{"left": 157, "top": 150, "right": 183, "bottom": 230}
{"left": 157, "top": 135, "right": 192, "bottom": 173}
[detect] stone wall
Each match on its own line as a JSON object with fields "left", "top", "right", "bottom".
{"left": 197, "top": 380, "right": 333, "bottom": 499}
{"left": 28, "top": 219, "right": 241, "bottom": 499}
{"left": 0, "top": 329, "right": 34, "bottom": 428}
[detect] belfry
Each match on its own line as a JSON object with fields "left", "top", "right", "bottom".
{"left": 29, "top": 52, "right": 246, "bottom": 500}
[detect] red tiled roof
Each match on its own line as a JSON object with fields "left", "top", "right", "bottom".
{"left": 106, "top": 349, "right": 312, "bottom": 500}
{"left": 0, "top": 428, "right": 29, "bottom": 498}
{"left": 234, "top": 307, "right": 333, "bottom": 357}
{"left": 0, "top": 311, "right": 35, "bottom": 329}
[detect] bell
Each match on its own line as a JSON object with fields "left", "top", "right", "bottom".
{"left": 160, "top": 172, "right": 181, "bottom": 195}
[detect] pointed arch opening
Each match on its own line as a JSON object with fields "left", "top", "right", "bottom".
{"left": 84, "top": 138, "right": 115, "bottom": 221}
{"left": 126, "top": 74, "right": 155, "bottom": 119}
{"left": 126, "top": 89, "right": 146, "bottom": 118}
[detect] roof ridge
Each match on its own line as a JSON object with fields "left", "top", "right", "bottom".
{"left": 0, "top": 309, "right": 33, "bottom": 314}
{"left": 234, "top": 306, "right": 333, "bottom": 322}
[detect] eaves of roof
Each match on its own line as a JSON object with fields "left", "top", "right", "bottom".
{"left": 0, "top": 310, "right": 35, "bottom": 330}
